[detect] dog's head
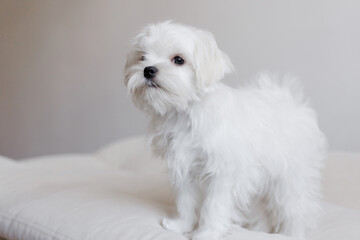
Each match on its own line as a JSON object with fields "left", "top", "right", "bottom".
{"left": 124, "top": 21, "right": 233, "bottom": 115}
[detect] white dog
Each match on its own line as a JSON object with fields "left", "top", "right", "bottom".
{"left": 124, "top": 21, "right": 326, "bottom": 240}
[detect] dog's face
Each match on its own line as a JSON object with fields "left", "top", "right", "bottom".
{"left": 124, "top": 21, "right": 233, "bottom": 115}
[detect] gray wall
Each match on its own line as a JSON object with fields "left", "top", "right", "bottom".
{"left": 1, "top": 0, "right": 359, "bottom": 159}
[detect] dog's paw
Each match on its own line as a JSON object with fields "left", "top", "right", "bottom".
{"left": 161, "top": 218, "right": 194, "bottom": 234}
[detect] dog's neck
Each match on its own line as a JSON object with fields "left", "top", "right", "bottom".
{"left": 149, "top": 83, "right": 226, "bottom": 135}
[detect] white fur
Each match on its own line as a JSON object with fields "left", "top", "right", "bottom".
{"left": 124, "top": 21, "right": 327, "bottom": 240}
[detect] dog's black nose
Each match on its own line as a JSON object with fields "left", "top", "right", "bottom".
{"left": 144, "top": 66, "right": 158, "bottom": 79}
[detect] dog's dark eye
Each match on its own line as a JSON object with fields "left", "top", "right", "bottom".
{"left": 140, "top": 56, "right": 145, "bottom": 61}
{"left": 172, "top": 56, "right": 184, "bottom": 65}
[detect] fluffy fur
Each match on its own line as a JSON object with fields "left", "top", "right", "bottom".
{"left": 124, "top": 21, "right": 327, "bottom": 240}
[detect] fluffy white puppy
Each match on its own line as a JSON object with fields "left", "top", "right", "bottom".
{"left": 124, "top": 21, "right": 326, "bottom": 240}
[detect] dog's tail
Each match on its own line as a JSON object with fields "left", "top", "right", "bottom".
{"left": 246, "top": 72, "right": 307, "bottom": 106}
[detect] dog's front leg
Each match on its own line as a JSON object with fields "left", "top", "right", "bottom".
{"left": 162, "top": 165, "right": 200, "bottom": 234}
{"left": 191, "top": 174, "right": 234, "bottom": 240}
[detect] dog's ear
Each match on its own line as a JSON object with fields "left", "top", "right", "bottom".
{"left": 193, "top": 30, "right": 234, "bottom": 91}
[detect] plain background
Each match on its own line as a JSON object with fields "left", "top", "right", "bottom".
{"left": 0, "top": 0, "right": 359, "bottom": 159}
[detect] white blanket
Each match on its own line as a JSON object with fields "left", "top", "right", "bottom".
{"left": 0, "top": 136, "right": 359, "bottom": 240}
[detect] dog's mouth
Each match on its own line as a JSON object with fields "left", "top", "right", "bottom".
{"left": 145, "top": 79, "right": 159, "bottom": 88}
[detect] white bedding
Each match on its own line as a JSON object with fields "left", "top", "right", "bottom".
{"left": 0, "top": 136, "right": 359, "bottom": 240}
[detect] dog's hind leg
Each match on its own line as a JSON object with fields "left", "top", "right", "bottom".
{"left": 265, "top": 173, "right": 322, "bottom": 240}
